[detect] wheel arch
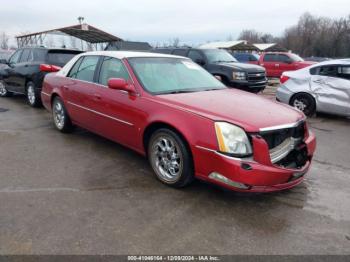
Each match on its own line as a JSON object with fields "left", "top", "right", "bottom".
{"left": 289, "top": 92, "right": 317, "bottom": 107}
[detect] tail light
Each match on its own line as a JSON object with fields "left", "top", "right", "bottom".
{"left": 40, "top": 64, "right": 62, "bottom": 73}
{"left": 280, "top": 75, "right": 290, "bottom": 84}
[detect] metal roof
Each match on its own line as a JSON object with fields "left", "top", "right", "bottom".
{"left": 16, "top": 24, "right": 123, "bottom": 45}
{"left": 253, "top": 43, "right": 287, "bottom": 52}
{"left": 199, "top": 40, "right": 258, "bottom": 51}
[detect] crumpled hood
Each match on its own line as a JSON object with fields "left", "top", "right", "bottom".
{"left": 158, "top": 89, "right": 304, "bottom": 132}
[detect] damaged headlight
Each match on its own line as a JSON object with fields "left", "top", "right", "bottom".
{"left": 232, "top": 72, "right": 246, "bottom": 80}
{"left": 215, "top": 122, "right": 252, "bottom": 157}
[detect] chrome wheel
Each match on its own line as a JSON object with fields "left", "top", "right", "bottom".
{"left": 53, "top": 100, "right": 65, "bottom": 130}
{"left": 27, "top": 84, "right": 36, "bottom": 105}
{"left": 0, "top": 81, "right": 7, "bottom": 96}
{"left": 150, "top": 135, "right": 183, "bottom": 182}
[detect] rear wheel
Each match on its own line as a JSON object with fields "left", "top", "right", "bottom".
{"left": 290, "top": 93, "right": 316, "bottom": 117}
{"left": 0, "top": 80, "right": 12, "bottom": 97}
{"left": 148, "top": 129, "right": 194, "bottom": 188}
{"left": 52, "top": 96, "right": 73, "bottom": 133}
{"left": 26, "top": 81, "right": 42, "bottom": 107}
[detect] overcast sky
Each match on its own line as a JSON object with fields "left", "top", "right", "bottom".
{"left": 1, "top": 0, "right": 349, "bottom": 46}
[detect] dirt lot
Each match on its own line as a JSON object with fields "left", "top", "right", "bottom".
{"left": 0, "top": 88, "right": 350, "bottom": 255}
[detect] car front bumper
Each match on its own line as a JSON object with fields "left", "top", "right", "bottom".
{"left": 194, "top": 131, "right": 316, "bottom": 193}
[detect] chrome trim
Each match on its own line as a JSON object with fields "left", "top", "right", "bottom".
{"left": 67, "top": 101, "right": 134, "bottom": 126}
{"left": 41, "top": 92, "right": 50, "bottom": 97}
{"left": 259, "top": 120, "right": 305, "bottom": 132}
{"left": 269, "top": 137, "right": 301, "bottom": 163}
{"left": 195, "top": 145, "right": 254, "bottom": 162}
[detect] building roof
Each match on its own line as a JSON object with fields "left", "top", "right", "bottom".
{"left": 16, "top": 24, "right": 123, "bottom": 45}
{"left": 253, "top": 43, "right": 287, "bottom": 52}
{"left": 105, "top": 41, "right": 152, "bottom": 51}
{"left": 199, "top": 40, "right": 258, "bottom": 51}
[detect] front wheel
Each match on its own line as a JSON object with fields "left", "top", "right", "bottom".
{"left": 148, "top": 129, "right": 194, "bottom": 188}
{"left": 0, "top": 80, "right": 12, "bottom": 97}
{"left": 290, "top": 93, "right": 316, "bottom": 117}
{"left": 52, "top": 97, "right": 73, "bottom": 133}
{"left": 26, "top": 82, "right": 42, "bottom": 107}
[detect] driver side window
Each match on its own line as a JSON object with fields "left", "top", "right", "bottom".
{"left": 9, "top": 50, "right": 23, "bottom": 64}
{"left": 98, "top": 57, "right": 130, "bottom": 86}
{"left": 188, "top": 50, "right": 204, "bottom": 64}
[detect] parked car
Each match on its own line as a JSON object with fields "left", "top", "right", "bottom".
{"left": 258, "top": 52, "right": 315, "bottom": 78}
{"left": 41, "top": 51, "right": 316, "bottom": 193}
{"left": 232, "top": 52, "right": 260, "bottom": 65}
{"left": 277, "top": 59, "right": 350, "bottom": 117}
{"left": 0, "top": 47, "right": 82, "bottom": 107}
{"left": 153, "top": 48, "right": 267, "bottom": 93}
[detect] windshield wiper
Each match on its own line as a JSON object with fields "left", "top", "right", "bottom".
{"left": 168, "top": 90, "right": 197, "bottom": 94}
{"left": 213, "top": 60, "right": 236, "bottom": 63}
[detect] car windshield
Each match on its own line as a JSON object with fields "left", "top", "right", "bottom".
{"left": 289, "top": 53, "right": 304, "bottom": 62}
{"left": 128, "top": 57, "right": 226, "bottom": 95}
{"left": 202, "top": 49, "right": 238, "bottom": 63}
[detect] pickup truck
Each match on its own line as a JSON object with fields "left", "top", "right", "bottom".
{"left": 258, "top": 52, "right": 315, "bottom": 78}
{"left": 153, "top": 48, "right": 267, "bottom": 93}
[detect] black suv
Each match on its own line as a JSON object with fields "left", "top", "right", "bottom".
{"left": 0, "top": 47, "right": 82, "bottom": 107}
{"left": 152, "top": 48, "right": 267, "bottom": 93}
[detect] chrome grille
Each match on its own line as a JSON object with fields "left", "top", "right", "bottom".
{"left": 247, "top": 72, "right": 266, "bottom": 83}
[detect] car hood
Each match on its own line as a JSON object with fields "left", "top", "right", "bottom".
{"left": 215, "top": 62, "right": 265, "bottom": 72}
{"left": 157, "top": 89, "right": 304, "bottom": 132}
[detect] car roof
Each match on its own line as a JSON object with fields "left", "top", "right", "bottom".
{"left": 80, "top": 51, "right": 187, "bottom": 60}
{"left": 310, "top": 59, "right": 350, "bottom": 67}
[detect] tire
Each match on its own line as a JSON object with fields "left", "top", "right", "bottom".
{"left": 290, "top": 93, "right": 316, "bottom": 117}
{"left": 52, "top": 96, "right": 73, "bottom": 133}
{"left": 0, "top": 80, "right": 13, "bottom": 97}
{"left": 148, "top": 128, "right": 194, "bottom": 188}
{"left": 26, "top": 81, "right": 42, "bottom": 107}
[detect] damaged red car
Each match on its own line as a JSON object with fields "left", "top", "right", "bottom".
{"left": 41, "top": 51, "right": 316, "bottom": 193}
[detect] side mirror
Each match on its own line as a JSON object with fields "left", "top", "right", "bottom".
{"left": 0, "top": 59, "right": 8, "bottom": 64}
{"left": 40, "top": 64, "right": 62, "bottom": 72}
{"left": 108, "top": 78, "right": 135, "bottom": 93}
{"left": 195, "top": 58, "right": 206, "bottom": 66}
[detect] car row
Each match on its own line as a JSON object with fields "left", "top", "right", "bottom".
{"left": 0, "top": 47, "right": 82, "bottom": 107}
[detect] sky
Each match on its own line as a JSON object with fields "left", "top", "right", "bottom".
{"left": 0, "top": 0, "right": 349, "bottom": 47}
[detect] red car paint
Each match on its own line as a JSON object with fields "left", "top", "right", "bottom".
{"left": 258, "top": 52, "right": 315, "bottom": 78}
{"left": 41, "top": 55, "right": 316, "bottom": 193}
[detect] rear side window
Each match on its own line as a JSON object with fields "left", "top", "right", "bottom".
{"left": 47, "top": 51, "right": 81, "bottom": 66}
{"left": 19, "top": 49, "right": 31, "bottom": 63}
{"left": 33, "top": 49, "right": 47, "bottom": 62}
{"left": 319, "top": 66, "right": 338, "bottom": 77}
{"left": 172, "top": 49, "right": 188, "bottom": 57}
{"left": 263, "top": 54, "right": 276, "bottom": 62}
{"left": 9, "top": 50, "right": 22, "bottom": 64}
{"left": 188, "top": 50, "right": 204, "bottom": 62}
{"left": 338, "top": 66, "right": 350, "bottom": 80}
{"left": 70, "top": 56, "right": 99, "bottom": 83}
{"left": 277, "top": 54, "right": 291, "bottom": 63}
{"left": 98, "top": 57, "right": 130, "bottom": 86}
{"left": 68, "top": 57, "right": 84, "bottom": 78}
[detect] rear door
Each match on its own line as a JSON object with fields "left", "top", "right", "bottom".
{"left": 310, "top": 65, "right": 350, "bottom": 115}
{"left": 64, "top": 55, "right": 101, "bottom": 130}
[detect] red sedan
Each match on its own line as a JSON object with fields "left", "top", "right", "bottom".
{"left": 41, "top": 51, "right": 316, "bottom": 193}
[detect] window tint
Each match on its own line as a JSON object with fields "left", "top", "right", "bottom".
{"left": 47, "top": 51, "right": 81, "bottom": 66}
{"left": 249, "top": 54, "right": 259, "bottom": 62}
{"left": 9, "top": 50, "right": 23, "bottom": 64}
{"left": 187, "top": 50, "right": 204, "bottom": 63}
{"left": 68, "top": 57, "right": 84, "bottom": 78}
{"left": 277, "top": 54, "right": 291, "bottom": 63}
{"left": 72, "top": 56, "right": 99, "bottom": 82}
{"left": 98, "top": 57, "right": 130, "bottom": 86}
{"left": 172, "top": 49, "right": 188, "bottom": 57}
{"left": 19, "top": 49, "right": 31, "bottom": 63}
{"left": 263, "top": 54, "right": 276, "bottom": 62}
{"left": 33, "top": 49, "right": 47, "bottom": 62}
{"left": 319, "top": 66, "right": 338, "bottom": 77}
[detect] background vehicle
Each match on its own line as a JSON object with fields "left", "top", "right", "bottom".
{"left": 232, "top": 52, "right": 260, "bottom": 65}
{"left": 42, "top": 51, "right": 315, "bottom": 193}
{"left": 277, "top": 59, "right": 350, "bottom": 117}
{"left": 0, "top": 47, "right": 82, "bottom": 107}
{"left": 258, "top": 52, "right": 315, "bottom": 78}
{"left": 153, "top": 48, "right": 267, "bottom": 93}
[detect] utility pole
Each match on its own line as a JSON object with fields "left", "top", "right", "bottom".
{"left": 77, "top": 16, "right": 85, "bottom": 50}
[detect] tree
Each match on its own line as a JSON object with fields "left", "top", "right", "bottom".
{"left": 0, "top": 32, "right": 9, "bottom": 49}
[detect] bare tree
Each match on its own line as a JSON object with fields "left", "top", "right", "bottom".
{"left": 0, "top": 32, "right": 9, "bottom": 49}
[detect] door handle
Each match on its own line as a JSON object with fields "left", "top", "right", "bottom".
{"left": 93, "top": 94, "right": 102, "bottom": 100}
{"left": 63, "top": 85, "right": 69, "bottom": 91}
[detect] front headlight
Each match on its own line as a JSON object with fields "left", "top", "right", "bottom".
{"left": 232, "top": 72, "right": 246, "bottom": 80}
{"left": 215, "top": 122, "right": 252, "bottom": 156}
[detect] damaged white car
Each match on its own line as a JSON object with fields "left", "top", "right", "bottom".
{"left": 276, "top": 59, "right": 350, "bottom": 117}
